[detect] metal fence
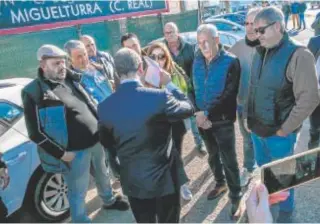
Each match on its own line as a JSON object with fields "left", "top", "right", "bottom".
{"left": 0, "top": 10, "right": 199, "bottom": 79}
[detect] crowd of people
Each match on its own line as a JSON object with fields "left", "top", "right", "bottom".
{"left": 281, "top": 1, "right": 307, "bottom": 30}
{"left": 1, "top": 3, "right": 320, "bottom": 224}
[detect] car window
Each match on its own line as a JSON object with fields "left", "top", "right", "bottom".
{"left": 213, "top": 22, "right": 234, "bottom": 31}
{"left": 0, "top": 102, "right": 22, "bottom": 125}
{"left": 219, "top": 34, "right": 230, "bottom": 45}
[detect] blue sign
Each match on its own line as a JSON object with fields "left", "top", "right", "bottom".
{"left": 0, "top": 0, "right": 168, "bottom": 35}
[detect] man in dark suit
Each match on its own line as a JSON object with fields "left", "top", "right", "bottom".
{"left": 98, "top": 48, "right": 194, "bottom": 223}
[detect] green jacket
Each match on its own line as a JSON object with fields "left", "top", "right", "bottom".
{"left": 170, "top": 62, "right": 192, "bottom": 95}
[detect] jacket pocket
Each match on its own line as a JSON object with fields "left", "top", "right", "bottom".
{"left": 38, "top": 106, "right": 69, "bottom": 173}
{"left": 37, "top": 147, "right": 69, "bottom": 174}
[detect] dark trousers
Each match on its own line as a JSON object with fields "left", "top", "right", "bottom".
{"left": 128, "top": 192, "right": 181, "bottom": 223}
{"left": 172, "top": 121, "right": 187, "bottom": 155}
{"left": 199, "top": 121, "right": 241, "bottom": 201}
{"left": 309, "top": 104, "right": 320, "bottom": 149}
{"left": 0, "top": 197, "right": 7, "bottom": 221}
{"left": 299, "top": 13, "right": 306, "bottom": 29}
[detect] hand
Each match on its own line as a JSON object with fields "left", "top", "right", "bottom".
{"left": 276, "top": 129, "right": 287, "bottom": 137}
{"left": 61, "top": 152, "right": 76, "bottom": 162}
{"left": 199, "top": 119, "right": 212, "bottom": 130}
{"left": 246, "top": 183, "right": 273, "bottom": 223}
{"left": 0, "top": 168, "right": 10, "bottom": 190}
{"left": 234, "top": 182, "right": 289, "bottom": 222}
{"left": 160, "top": 69, "right": 172, "bottom": 86}
{"left": 195, "top": 111, "right": 207, "bottom": 126}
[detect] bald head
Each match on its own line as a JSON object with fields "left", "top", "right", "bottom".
{"left": 164, "top": 22, "right": 179, "bottom": 43}
{"left": 80, "top": 34, "right": 97, "bottom": 57}
{"left": 114, "top": 48, "right": 142, "bottom": 80}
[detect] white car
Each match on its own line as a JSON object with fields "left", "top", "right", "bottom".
{"left": 204, "top": 18, "right": 246, "bottom": 39}
{"left": 0, "top": 78, "right": 69, "bottom": 221}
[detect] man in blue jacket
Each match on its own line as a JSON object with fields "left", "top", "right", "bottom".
{"left": 298, "top": 1, "right": 307, "bottom": 30}
{"left": 291, "top": 1, "right": 300, "bottom": 29}
{"left": 192, "top": 23, "right": 241, "bottom": 216}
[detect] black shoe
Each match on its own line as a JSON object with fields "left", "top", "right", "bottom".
{"left": 277, "top": 210, "right": 294, "bottom": 223}
{"left": 207, "top": 183, "right": 228, "bottom": 200}
{"left": 103, "top": 195, "right": 130, "bottom": 211}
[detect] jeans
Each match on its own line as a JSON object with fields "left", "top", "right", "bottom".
{"left": 199, "top": 122, "right": 241, "bottom": 201}
{"left": 309, "top": 104, "right": 320, "bottom": 149}
{"left": 63, "top": 143, "right": 115, "bottom": 223}
{"left": 299, "top": 14, "right": 306, "bottom": 29}
{"left": 190, "top": 116, "right": 204, "bottom": 147}
{"left": 251, "top": 132, "right": 297, "bottom": 212}
{"left": 237, "top": 110, "right": 256, "bottom": 172}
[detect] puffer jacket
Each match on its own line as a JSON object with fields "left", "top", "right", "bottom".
{"left": 192, "top": 45, "right": 240, "bottom": 123}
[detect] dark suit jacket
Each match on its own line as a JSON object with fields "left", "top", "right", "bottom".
{"left": 98, "top": 81, "right": 194, "bottom": 199}
{"left": 308, "top": 35, "right": 320, "bottom": 60}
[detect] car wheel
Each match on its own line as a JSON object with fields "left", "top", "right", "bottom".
{"left": 29, "top": 172, "right": 70, "bottom": 222}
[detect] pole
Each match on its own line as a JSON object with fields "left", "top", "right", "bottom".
{"left": 198, "top": 0, "right": 202, "bottom": 25}
{"left": 180, "top": 0, "right": 187, "bottom": 12}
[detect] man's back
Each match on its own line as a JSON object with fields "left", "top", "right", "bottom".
{"left": 98, "top": 81, "right": 193, "bottom": 199}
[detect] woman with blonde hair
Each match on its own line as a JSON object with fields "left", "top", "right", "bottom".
{"left": 146, "top": 42, "right": 193, "bottom": 201}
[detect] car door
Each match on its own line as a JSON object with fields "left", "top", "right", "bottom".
{"left": 0, "top": 101, "right": 35, "bottom": 215}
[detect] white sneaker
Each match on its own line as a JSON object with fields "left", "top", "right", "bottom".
{"left": 240, "top": 168, "right": 253, "bottom": 187}
{"left": 180, "top": 184, "right": 193, "bottom": 201}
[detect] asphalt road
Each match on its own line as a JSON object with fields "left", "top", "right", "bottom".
{"left": 7, "top": 8, "right": 320, "bottom": 223}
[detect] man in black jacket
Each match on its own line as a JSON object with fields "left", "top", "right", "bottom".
{"left": 163, "top": 22, "right": 206, "bottom": 155}
{"left": 98, "top": 48, "right": 194, "bottom": 223}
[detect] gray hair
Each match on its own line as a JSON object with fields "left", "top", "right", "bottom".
{"left": 114, "top": 48, "right": 142, "bottom": 78}
{"left": 246, "top": 7, "right": 262, "bottom": 19}
{"left": 64, "top": 40, "right": 86, "bottom": 56}
{"left": 254, "top": 6, "right": 285, "bottom": 33}
{"left": 80, "top": 35, "right": 95, "bottom": 44}
{"left": 164, "top": 22, "right": 179, "bottom": 32}
{"left": 197, "top": 24, "right": 218, "bottom": 38}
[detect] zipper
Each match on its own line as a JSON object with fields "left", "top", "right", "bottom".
{"left": 204, "top": 59, "right": 209, "bottom": 110}
{"left": 259, "top": 49, "right": 269, "bottom": 79}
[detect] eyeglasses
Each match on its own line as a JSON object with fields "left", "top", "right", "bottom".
{"left": 254, "top": 22, "right": 276, "bottom": 35}
{"left": 245, "top": 22, "right": 254, "bottom": 26}
{"left": 164, "top": 31, "right": 174, "bottom": 35}
{"left": 150, "top": 54, "right": 166, "bottom": 61}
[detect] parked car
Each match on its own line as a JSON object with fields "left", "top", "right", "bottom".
{"left": 311, "top": 1, "right": 320, "bottom": 9}
{"left": 147, "top": 31, "right": 241, "bottom": 52}
{"left": 204, "top": 18, "right": 246, "bottom": 39}
{"left": 0, "top": 78, "right": 69, "bottom": 222}
{"left": 235, "top": 11, "right": 247, "bottom": 17}
{"left": 205, "top": 13, "right": 246, "bottom": 25}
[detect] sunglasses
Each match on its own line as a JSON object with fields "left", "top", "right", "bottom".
{"left": 150, "top": 54, "right": 166, "bottom": 61}
{"left": 254, "top": 22, "right": 276, "bottom": 35}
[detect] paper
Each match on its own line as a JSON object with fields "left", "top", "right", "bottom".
{"left": 144, "top": 56, "right": 161, "bottom": 88}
